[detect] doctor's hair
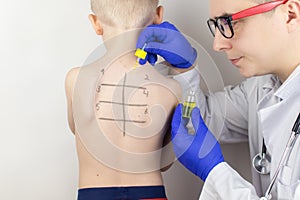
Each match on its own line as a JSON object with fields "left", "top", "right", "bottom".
{"left": 253, "top": 0, "right": 272, "bottom": 2}
{"left": 90, "top": 0, "right": 159, "bottom": 29}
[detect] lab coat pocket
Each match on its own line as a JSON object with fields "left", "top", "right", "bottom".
{"left": 277, "top": 165, "right": 300, "bottom": 199}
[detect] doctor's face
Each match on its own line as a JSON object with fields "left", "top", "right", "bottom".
{"left": 209, "top": 0, "right": 288, "bottom": 78}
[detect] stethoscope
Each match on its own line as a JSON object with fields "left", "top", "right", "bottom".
{"left": 252, "top": 113, "right": 300, "bottom": 200}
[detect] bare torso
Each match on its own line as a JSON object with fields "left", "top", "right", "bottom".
{"left": 68, "top": 53, "right": 181, "bottom": 189}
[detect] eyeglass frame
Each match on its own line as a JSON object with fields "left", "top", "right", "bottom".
{"left": 207, "top": 0, "right": 289, "bottom": 39}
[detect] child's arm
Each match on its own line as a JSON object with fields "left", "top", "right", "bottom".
{"left": 65, "top": 67, "right": 80, "bottom": 134}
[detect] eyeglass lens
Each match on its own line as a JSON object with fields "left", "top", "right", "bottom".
{"left": 208, "top": 18, "right": 233, "bottom": 38}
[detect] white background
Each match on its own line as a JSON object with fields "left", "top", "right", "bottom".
{"left": 0, "top": 0, "right": 251, "bottom": 199}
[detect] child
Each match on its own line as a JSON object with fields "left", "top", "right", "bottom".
{"left": 65, "top": 0, "right": 182, "bottom": 199}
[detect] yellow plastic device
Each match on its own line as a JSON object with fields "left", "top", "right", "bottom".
{"left": 133, "top": 43, "right": 147, "bottom": 69}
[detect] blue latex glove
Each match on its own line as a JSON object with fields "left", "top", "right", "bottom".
{"left": 136, "top": 21, "right": 197, "bottom": 68}
{"left": 171, "top": 104, "right": 224, "bottom": 181}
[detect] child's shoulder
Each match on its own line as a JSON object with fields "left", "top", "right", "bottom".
{"left": 65, "top": 67, "right": 80, "bottom": 88}
{"left": 150, "top": 63, "right": 181, "bottom": 88}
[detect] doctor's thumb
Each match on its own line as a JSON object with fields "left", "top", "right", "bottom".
{"left": 191, "top": 107, "right": 208, "bottom": 134}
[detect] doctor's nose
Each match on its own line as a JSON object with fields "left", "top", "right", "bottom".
{"left": 213, "top": 29, "right": 232, "bottom": 52}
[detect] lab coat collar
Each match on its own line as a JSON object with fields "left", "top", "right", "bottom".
{"left": 274, "top": 64, "right": 300, "bottom": 100}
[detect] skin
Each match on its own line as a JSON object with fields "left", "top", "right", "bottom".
{"left": 209, "top": 0, "right": 300, "bottom": 82}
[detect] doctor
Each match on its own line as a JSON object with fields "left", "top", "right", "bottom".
{"left": 136, "top": 0, "right": 300, "bottom": 199}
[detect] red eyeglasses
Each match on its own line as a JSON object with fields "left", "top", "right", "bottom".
{"left": 207, "top": 0, "right": 289, "bottom": 39}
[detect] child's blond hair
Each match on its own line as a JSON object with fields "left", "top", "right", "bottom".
{"left": 91, "top": 0, "right": 159, "bottom": 29}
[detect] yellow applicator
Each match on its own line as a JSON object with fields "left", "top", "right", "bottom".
{"left": 133, "top": 43, "right": 147, "bottom": 69}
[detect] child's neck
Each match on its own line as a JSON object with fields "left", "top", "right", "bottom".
{"left": 103, "top": 28, "right": 142, "bottom": 51}
{"left": 102, "top": 29, "right": 143, "bottom": 71}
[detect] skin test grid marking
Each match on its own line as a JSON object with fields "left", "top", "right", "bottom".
{"left": 96, "top": 73, "right": 149, "bottom": 136}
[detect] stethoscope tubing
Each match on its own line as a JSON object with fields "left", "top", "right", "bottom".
{"left": 261, "top": 113, "right": 300, "bottom": 200}
{"left": 263, "top": 133, "right": 298, "bottom": 199}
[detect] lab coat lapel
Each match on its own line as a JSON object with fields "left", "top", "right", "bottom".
{"left": 257, "top": 76, "right": 281, "bottom": 155}
{"left": 258, "top": 97, "right": 284, "bottom": 156}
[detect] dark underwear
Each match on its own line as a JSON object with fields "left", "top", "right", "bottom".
{"left": 77, "top": 185, "right": 167, "bottom": 200}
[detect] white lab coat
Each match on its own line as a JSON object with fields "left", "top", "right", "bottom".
{"left": 173, "top": 65, "right": 300, "bottom": 200}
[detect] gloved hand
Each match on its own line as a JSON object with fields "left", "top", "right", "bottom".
{"left": 136, "top": 21, "right": 197, "bottom": 68}
{"left": 171, "top": 104, "right": 224, "bottom": 181}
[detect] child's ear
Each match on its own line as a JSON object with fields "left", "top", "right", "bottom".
{"left": 88, "top": 14, "right": 103, "bottom": 35}
{"left": 286, "top": 0, "right": 300, "bottom": 33}
{"left": 153, "top": 6, "right": 164, "bottom": 24}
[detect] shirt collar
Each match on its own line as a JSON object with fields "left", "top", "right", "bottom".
{"left": 262, "top": 75, "right": 281, "bottom": 90}
{"left": 275, "top": 64, "right": 300, "bottom": 100}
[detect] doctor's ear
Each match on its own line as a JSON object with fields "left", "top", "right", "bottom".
{"left": 153, "top": 6, "right": 164, "bottom": 24}
{"left": 285, "top": 0, "right": 300, "bottom": 32}
{"left": 88, "top": 14, "right": 103, "bottom": 35}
